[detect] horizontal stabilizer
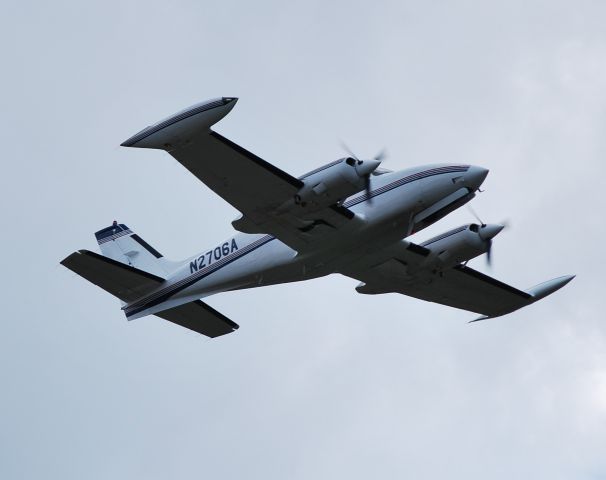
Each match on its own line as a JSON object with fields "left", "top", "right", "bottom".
{"left": 61, "top": 250, "right": 164, "bottom": 303}
{"left": 154, "top": 300, "right": 239, "bottom": 338}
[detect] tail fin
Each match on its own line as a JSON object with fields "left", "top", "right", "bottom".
{"left": 95, "top": 222, "right": 173, "bottom": 277}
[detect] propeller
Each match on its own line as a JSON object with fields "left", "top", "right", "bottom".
{"left": 466, "top": 204, "right": 486, "bottom": 227}
{"left": 373, "top": 148, "right": 387, "bottom": 162}
{"left": 340, "top": 142, "right": 386, "bottom": 203}
{"left": 466, "top": 205, "right": 507, "bottom": 268}
{"left": 486, "top": 238, "right": 494, "bottom": 267}
{"left": 466, "top": 205, "right": 491, "bottom": 266}
{"left": 340, "top": 141, "right": 360, "bottom": 162}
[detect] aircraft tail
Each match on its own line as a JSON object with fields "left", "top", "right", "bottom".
{"left": 94, "top": 222, "right": 174, "bottom": 277}
{"left": 61, "top": 249, "right": 238, "bottom": 337}
{"left": 61, "top": 221, "right": 239, "bottom": 338}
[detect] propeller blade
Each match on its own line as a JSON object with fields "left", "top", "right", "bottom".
{"left": 374, "top": 148, "right": 387, "bottom": 162}
{"left": 486, "top": 240, "right": 492, "bottom": 267}
{"left": 339, "top": 141, "right": 359, "bottom": 161}
{"left": 466, "top": 204, "right": 485, "bottom": 226}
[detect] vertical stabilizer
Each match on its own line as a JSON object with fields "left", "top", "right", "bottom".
{"left": 94, "top": 222, "right": 173, "bottom": 277}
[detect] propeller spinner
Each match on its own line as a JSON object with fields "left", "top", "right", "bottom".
{"left": 467, "top": 205, "right": 507, "bottom": 267}
{"left": 341, "top": 143, "right": 386, "bottom": 203}
{"left": 478, "top": 223, "right": 505, "bottom": 267}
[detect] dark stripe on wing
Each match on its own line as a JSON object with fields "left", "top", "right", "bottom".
{"left": 454, "top": 265, "right": 532, "bottom": 299}
{"left": 209, "top": 132, "right": 304, "bottom": 189}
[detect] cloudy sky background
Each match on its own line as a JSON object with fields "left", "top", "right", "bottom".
{"left": 1, "top": 0, "right": 605, "bottom": 478}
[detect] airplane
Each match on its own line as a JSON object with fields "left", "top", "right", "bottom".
{"left": 61, "top": 97, "right": 574, "bottom": 338}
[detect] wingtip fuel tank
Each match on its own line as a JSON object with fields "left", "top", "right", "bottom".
{"left": 525, "top": 274, "right": 576, "bottom": 301}
{"left": 470, "top": 274, "right": 575, "bottom": 322}
{"left": 121, "top": 97, "right": 238, "bottom": 150}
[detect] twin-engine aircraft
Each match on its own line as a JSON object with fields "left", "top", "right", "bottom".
{"left": 62, "top": 97, "right": 574, "bottom": 338}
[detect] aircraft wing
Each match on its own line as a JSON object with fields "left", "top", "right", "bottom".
{"left": 121, "top": 97, "right": 355, "bottom": 251}
{"left": 345, "top": 241, "right": 574, "bottom": 320}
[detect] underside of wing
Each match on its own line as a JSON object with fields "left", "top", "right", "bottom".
{"left": 121, "top": 97, "right": 355, "bottom": 251}
{"left": 381, "top": 264, "right": 532, "bottom": 317}
{"left": 169, "top": 130, "right": 303, "bottom": 219}
{"left": 345, "top": 240, "right": 574, "bottom": 319}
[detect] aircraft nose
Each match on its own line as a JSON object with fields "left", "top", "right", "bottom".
{"left": 466, "top": 166, "right": 489, "bottom": 191}
{"left": 479, "top": 223, "right": 505, "bottom": 240}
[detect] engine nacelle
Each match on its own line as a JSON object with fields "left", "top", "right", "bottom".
{"left": 419, "top": 223, "right": 504, "bottom": 270}
{"left": 278, "top": 157, "right": 381, "bottom": 213}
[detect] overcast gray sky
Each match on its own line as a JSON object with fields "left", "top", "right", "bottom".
{"left": 1, "top": 1, "right": 605, "bottom": 478}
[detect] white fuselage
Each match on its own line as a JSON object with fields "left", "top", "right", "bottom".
{"left": 124, "top": 164, "right": 487, "bottom": 319}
